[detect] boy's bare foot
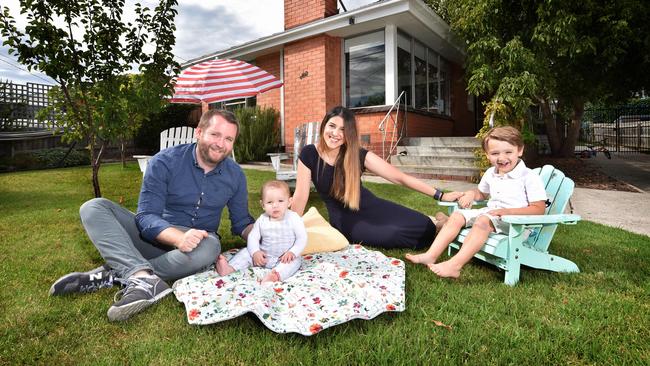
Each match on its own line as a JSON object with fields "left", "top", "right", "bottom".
{"left": 261, "top": 270, "right": 281, "bottom": 283}
{"left": 405, "top": 252, "right": 438, "bottom": 265}
{"left": 216, "top": 255, "right": 235, "bottom": 276}
{"left": 428, "top": 261, "right": 461, "bottom": 279}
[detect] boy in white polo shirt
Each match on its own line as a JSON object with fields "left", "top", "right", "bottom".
{"left": 406, "top": 126, "right": 547, "bottom": 279}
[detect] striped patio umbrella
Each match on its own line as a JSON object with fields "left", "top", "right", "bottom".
{"left": 170, "top": 59, "right": 283, "bottom": 104}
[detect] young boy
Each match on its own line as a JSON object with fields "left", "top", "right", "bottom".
{"left": 216, "top": 180, "right": 307, "bottom": 282}
{"left": 406, "top": 126, "right": 547, "bottom": 279}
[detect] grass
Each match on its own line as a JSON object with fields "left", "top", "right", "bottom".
{"left": 0, "top": 163, "right": 648, "bottom": 365}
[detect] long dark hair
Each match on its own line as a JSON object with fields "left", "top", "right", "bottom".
{"left": 317, "top": 106, "right": 361, "bottom": 210}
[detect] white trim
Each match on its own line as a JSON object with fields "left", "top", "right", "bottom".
{"left": 280, "top": 49, "right": 285, "bottom": 146}
{"left": 340, "top": 40, "right": 346, "bottom": 107}
{"left": 385, "top": 24, "right": 397, "bottom": 106}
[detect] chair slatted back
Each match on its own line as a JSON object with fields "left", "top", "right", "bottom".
{"left": 292, "top": 122, "right": 320, "bottom": 170}
{"left": 161, "top": 126, "right": 196, "bottom": 150}
{"left": 528, "top": 165, "right": 575, "bottom": 252}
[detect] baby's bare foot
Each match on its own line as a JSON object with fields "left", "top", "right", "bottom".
{"left": 405, "top": 252, "right": 438, "bottom": 265}
{"left": 428, "top": 261, "right": 461, "bottom": 278}
{"left": 262, "top": 270, "right": 281, "bottom": 283}
{"left": 216, "top": 255, "right": 235, "bottom": 276}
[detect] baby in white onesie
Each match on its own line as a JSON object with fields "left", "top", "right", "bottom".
{"left": 216, "top": 180, "right": 307, "bottom": 282}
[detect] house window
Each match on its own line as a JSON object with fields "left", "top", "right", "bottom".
{"left": 209, "top": 97, "right": 256, "bottom": 111}
{"left": 397, "top": 33, "right": 411, "bottom": 106}
{"left": 345, "top": 31, "right": 385, "bottom": 107}
{"left": 427, "top": 49, "right": 439, "bottom": 113}
{"left": 397, "top": 31, "right": 451, "bottom": 116}
{"left": 414, "top": 41, "right": 428, "bottom": 110}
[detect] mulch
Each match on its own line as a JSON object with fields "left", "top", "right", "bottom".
{"left": 531, "top": 156, "right": 638, "bottom": 192}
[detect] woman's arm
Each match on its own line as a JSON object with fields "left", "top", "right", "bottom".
{"left": 364, "top": 151, "right": 453, "bottom": 200}
{"left": 291, "top": 160, "right": 312, "bottom": 216}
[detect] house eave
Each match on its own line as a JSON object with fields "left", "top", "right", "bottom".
{"left": 183, "top": 0, "right": 465, "bottom": 67}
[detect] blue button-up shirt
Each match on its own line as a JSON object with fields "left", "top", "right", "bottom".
{"left": 135, "top": 143, "right": 255, "bottom": 243}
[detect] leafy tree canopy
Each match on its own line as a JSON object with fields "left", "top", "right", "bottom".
{"left": 1, "top": 0, "right": 179, "bottom": 196}
{"left": 433, "top": 0, "right": 650, "bottom": 156}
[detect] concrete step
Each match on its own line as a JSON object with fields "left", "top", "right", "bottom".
{"left": 400, "top": 136, "right": 480, "bottom": 147}
{"left": 390, "top": 154, "right": 477, "bottom": 167}
{"left": 396, "top": 165, "right": 481, "bottom": 179}
{"left": 395, "top": 145, "right": 477, "bottom": 155}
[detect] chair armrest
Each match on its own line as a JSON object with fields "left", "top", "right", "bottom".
{"left": 501, "top": 214, "right": 581, "bottom": 225}
{"left": 437, "top": 200, "right": 486, "bottom": 207}
{"left": 267, "top": 153, "right": 291, "bottom": 171}
{"left": 133, "top": 155, "right": 153, "bottom": 174}
{"left": 437, "top": 200, "right": 487, "bottom": 215}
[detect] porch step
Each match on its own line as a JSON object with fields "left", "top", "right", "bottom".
{"left": 401, "top": 136, "right": 481, "bottom": 147}
{"left": 390, "top": 136, "right": 481, "bottom": 181}
{"left": 391, "top": 154, "right": 476, "bottom": 167}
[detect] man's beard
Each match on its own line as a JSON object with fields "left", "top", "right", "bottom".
{"left": 198, "top": 142, "right": 229, "bottom": 166}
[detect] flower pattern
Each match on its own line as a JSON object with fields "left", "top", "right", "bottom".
{"left": 172, "top": 245, "right": 405, "bottom": 336}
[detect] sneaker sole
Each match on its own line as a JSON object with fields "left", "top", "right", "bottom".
{"left": 107, "top": 288, "right": 173, "bottom": 322}
{"left": 49, "top": 272, "right": 84, "bottom": 296}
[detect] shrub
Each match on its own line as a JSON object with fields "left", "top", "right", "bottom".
{"left": 233, "top": 107, "right": 279, "bottom": 163}
{"left": 0, "top": 147, "right": 90, "bottom": 171}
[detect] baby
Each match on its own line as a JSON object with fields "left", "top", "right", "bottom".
{"left": 216, "top": 180, "right": 307, "bottom": 282}
{"left": 406, "top": 126, "right": 547, "bottom": 278}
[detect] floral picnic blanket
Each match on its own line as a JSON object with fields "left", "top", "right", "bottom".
{"left": 172, "top": 244, "right": 405, "bottom": 335}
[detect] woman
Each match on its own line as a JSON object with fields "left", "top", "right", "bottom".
{"left": 291, "top": 106, "right": 461, "bottom": 249}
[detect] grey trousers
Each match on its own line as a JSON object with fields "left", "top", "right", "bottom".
{"left": 79, "top": 198, "right": 221, "bottom": 281}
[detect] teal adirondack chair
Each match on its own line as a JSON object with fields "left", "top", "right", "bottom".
{"left": 438, "top": 165, "right": 581, "bottom": 286}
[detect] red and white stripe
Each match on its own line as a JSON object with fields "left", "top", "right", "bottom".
{"left": 170, "top": 59, "right": 283, "bottom": 104}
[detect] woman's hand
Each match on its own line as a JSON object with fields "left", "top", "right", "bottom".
{"left": 457, "top": 191, "right": 475, "bottom": 209}
{"left": 441, "top": 191, "right": 464, "bottom": 202}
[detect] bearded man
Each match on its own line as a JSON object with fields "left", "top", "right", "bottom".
{"left": 49, "top": 109, "right": 255, "bottom": 321}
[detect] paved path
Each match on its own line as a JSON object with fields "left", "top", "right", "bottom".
{"left": 241, "top": 162, "right": 650, "bottom": 237}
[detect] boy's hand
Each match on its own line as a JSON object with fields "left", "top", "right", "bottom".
{"left": 441, "top": 191, "right": 464, "bottom": 202}
{"left": 279, "top": 252, "right": 295, "bottom": 263}
{"left": 488, "top": 208, "right": 508, "bottom": 217}
{"left": 458, "top": 192, "right": 474, "bottom": 209}
{"left": 252, "top": 251, "right": 267, "bottom": 266}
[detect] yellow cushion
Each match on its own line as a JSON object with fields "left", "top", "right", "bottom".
{"left": 301, "top": 207, "right": 349, "bottom": 255}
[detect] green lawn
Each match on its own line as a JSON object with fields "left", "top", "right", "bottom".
{"left": 1, "top": 163, "right": 648, "bottom": 365}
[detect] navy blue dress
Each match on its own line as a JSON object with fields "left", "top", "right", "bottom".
{"left": 299, "top": 144, "right": 436, "bottom": 249}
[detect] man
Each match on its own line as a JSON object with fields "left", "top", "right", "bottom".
{"left": 49, "top": 109, "right": 255, "bottom": 321}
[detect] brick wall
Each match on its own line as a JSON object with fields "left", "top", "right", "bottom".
{"left": 255, "top": 53, "right": 282, "bottom": 114}
{"left": 284, "top": 34, "right": 342, "bottom": 151}
{"left": 355, "top": 111, "right": 454, "bottom": 157}
{"left": 285, "top": 0, "right": 338, "bottom": 30}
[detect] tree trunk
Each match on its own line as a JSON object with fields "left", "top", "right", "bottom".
{"left": 120, "top": 138, "right": 126, "bottom": 168}
{"left": 539, "top": 98, "right": 562, "bottom": 155}
{"left": 559, "top": 101, "right": 585, "bottom": 157}
{"left": 91, "top": 143, "right": 105, "bottom": 198}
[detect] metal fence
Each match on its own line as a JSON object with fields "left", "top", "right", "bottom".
{"left": 580, "top": 106, "right": 650, "bottom": 153}
{"left": 0, "top": 81, "right": 54, "bottom": 131}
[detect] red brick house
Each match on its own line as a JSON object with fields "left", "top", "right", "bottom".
{"left": 187, "top": 0, "right": 480, "bottom": 157}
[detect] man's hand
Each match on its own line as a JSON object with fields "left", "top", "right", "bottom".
{"left": 252, "top": 250, "right": 267, "bottom": 266}
{"left": 176, "top": 229, "right": 208, "bottom": 252}
{"left": 279, "top": 251, "right": 295, "bottom": 263}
